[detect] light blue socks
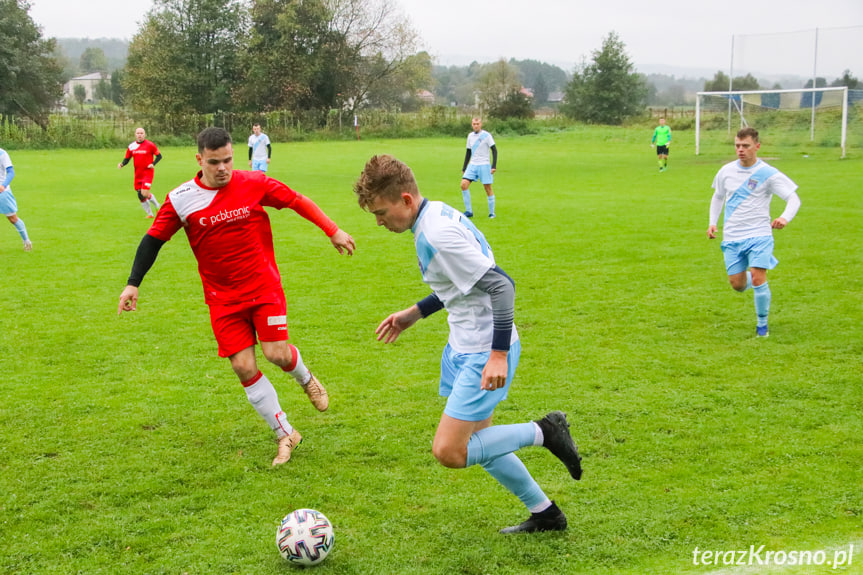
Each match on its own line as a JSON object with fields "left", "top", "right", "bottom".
{"left": 461, "top": 190, "right": 472, "bottom": 214}
{"left": 13, "top": 219, "right": 28, "bottom": 241}
{"left": 753, "top": 282, "right": 771, "bottom": 328}
{"left": 465, "top": 423, "right": 548, "bottom": 509}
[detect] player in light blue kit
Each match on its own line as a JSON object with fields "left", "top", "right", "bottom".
{"left": 461, "top": 117, "right": 498, "bottom": 218}
{"left": 355, "top": 155, "right": 582, "bottom": 533}
{"left": 0, "top": 148, "right": 32, "bottom": 251}
{"left": 248, "top": 123, "right": 271, "bottom": 172}
{"left": 708, "top": 127, "right": 801, "bottom": 338}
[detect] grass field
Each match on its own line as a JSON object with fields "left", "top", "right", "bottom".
{"left": 1, "top": 127, "right": 861, "bottom": 574}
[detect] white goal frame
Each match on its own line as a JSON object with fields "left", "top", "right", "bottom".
{"left": 695, "top": 86, "right": 848, "bottom": 158}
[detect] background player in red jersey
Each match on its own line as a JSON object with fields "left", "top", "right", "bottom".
{"left": 118, "top": 127, "right": 163, "bottom": 218}
{"left": 117, "top": 127, "right": 356, "bottom": 466}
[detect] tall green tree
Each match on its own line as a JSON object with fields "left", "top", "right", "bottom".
{"left": 236, "top": 0, "right": 347, "bottom": 112}
{"left": 110, "top": 68, "right": 125, "bottom": 106}
{"left": 704, "top": 71, "right": 760, "bottom": 92}
{"left": 476, "top": 59, "right": 521, "bottom": 110}
{"left": 561, "top": 32, "right": 646, "bottom": 125}
{"left": 0, "top": 0, "right": 64, "bottom": 128}
{"left": 831, "top": 69, "right": 860, "bottom": 89}
{"left": 80, "top": 47, "right": 108, "bottom": 73}
{"left": 804, "top": 77, "right": 828, "bottom": 89}
{"left": 531, "top": 74, "right": 549, "bottom": 106}
{"left": 125, "top": 0, "right": 246, "bottom": 115}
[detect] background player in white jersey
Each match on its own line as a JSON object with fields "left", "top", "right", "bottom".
{"left": 118, "top": 128, "right": 356, "bottom": 466}
{"left": 248, "top": 123, "right": 271, "bottom": 172}
{"left": 708, "top": 127, "right": 801, "bottom": 337}
{"left": 460, "top": 117, "right": 498, "bottom": 218}
{"left": 355, "top": 155, "right": 582, "bottom": 533}
{"left": 0, "top": 148, "right": 32, "bottom": 251}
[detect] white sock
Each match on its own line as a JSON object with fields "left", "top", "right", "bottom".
{"left": 148, "top": 195, "right": 160, "bottom": 209}
{"left": 141, "top": 201, "right": 153, "bottom": 216}
{"left": 533, "top": 421, "right": 544, "bottom": 446}
{"left": 284, "top": 344, "right": 311, "bottom": 385}
{"left": 243, "top": 372, "right": 293, "bottom": 437}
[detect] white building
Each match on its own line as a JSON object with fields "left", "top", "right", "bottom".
{"left": 64, "top": 72, "right": 110, "bottom": 103}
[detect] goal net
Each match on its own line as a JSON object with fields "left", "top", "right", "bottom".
{"left": 695, "top": 87, "right": 851, "bottom": 158}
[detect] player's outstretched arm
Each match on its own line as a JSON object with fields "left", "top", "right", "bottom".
{"left": 329, "top": 228, "right": 356, "bottom": 255}
{"left": 375, "top": 305, "right": 422, "bottom": 344}
{"left": 118, "top": 286, "right": 139, "bottom": 315}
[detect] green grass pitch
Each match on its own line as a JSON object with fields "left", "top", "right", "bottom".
{"left": 1, "top": 127, "right": 861, "bottom": 574}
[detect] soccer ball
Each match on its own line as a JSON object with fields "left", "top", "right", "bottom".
{"left": 276, "top": 508, "right": 335, "bottom": 566}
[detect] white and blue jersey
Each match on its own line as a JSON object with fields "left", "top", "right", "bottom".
{"left": 711, "top": 159, "right": 799, "bottom": 243}
{"left": 466, "top": 130, "right": 495, "bottom": 166}
{"left": 248, "top": 133, "right": 271, "bottom": 161}
{"left": 0, "top": 148, "right": 18, "bottom": 215}
{"left": 412, "top": 200, "right": 518, "bottom": 354}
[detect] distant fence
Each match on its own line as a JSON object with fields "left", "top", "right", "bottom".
{"left": 648, "top": 107, "right": 696, "bottom": 119}
{"left": 0, "top": 106, "right": 575, "bottom": 148}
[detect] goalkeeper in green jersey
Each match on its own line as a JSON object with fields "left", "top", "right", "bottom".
{"left": 651, "top": 118, "right": 672, "bottom": 172}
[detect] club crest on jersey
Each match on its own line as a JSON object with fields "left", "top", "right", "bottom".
{"left": 747, "top": 178, "right": 759, "bottom": 191}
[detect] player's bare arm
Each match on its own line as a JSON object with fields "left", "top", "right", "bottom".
{"left": 329, "top": 229, "right": 356, "bottom": 255}
{"left": 375, "top": 305, "right": 422, "bottom": 344}
{"left": 117, "top": 285, "right": 139, "bottom": 315}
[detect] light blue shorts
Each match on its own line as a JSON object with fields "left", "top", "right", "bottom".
{"left": 463, "top": 164, "right": 493, "bottom": 185}
{"left": 439, "top": 339, "right": 521, "bottom": 422}
{"left": 0, "top": 188, "right": 18, "bottom": 215}
{"left": 721, "top": 236, "right": 778, "bottom": 275}
{"left": 252, "top": 159, "right": 269, "bottom": 172}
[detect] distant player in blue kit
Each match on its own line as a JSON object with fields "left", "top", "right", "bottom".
{"left": 248, "top": 123, "right": 271, "bottom": 172}
{"left": 0, "top": 148, "right": 32, "bottom": 251}
{"left": 708, "top": 127, "right": 801, "bottom": 337}
{"left": 461, "top": 117, "right": 497, "bottom": 218}
{"left": 355, "top": 154, "right": 582, "bottom": 533}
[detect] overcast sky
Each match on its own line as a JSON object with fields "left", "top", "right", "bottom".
{"left": 28, "top": 0, "right": 863, "bottom": 78}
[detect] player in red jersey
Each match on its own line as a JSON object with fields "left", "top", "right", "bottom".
{"left": 118, "top": 127, "right": 163, "bottom": 218}
{"left": 117, "top": 127, "right": 356, "bottom": 466}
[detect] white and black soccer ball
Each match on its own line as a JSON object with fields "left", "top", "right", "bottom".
{"left": 276, "top": 508, "right": 335, "bottom": 566}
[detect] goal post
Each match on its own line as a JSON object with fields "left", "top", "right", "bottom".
{"left": 695, "top": 86, "right": 848, "bottom": 158}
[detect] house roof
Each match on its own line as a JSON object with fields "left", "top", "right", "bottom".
{"left": 71, "top": 72, "right": 108, "bottom": 81}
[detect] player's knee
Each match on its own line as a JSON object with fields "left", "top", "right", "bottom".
{"left": 730, "top": 279, "right": 747, "bottom": 292}
{"left": 262, "top": 344, "right": 292, "bottom": 368}
{"left": 432, "top": 441, "right": 466, "bottom": 469}
{"left": 6, "top": 214, "right": 18, "bottom": 224}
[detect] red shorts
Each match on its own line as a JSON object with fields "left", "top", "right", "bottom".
{"left": 209, "top": 291, "right": 290, "bottom": 358}
{"left": 134, "top": 170, "right": 154, "bottom": 191}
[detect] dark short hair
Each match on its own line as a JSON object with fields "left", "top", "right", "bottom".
{"left": 737, "top": 126, "right": 760, "bottom": 143}
{"left": 197, "top": 127, "right": 232, "bottom": 153}
{"left": 253, "top": 122, "right": 261, "bottom": 127}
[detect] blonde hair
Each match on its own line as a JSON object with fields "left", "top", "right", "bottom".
{"left": 354, "top": 155, "right": 419, "bottom": 210}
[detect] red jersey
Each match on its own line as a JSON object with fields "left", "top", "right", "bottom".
{"left": 147, "top": 170, "right": 338, "bottom": 305}
{"left": 125, "top": 140, "right": 160, "bottom": 173}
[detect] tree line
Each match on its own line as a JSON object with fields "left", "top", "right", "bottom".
{"left": 3, "top": 0, "right": 681, "bottom": 130}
